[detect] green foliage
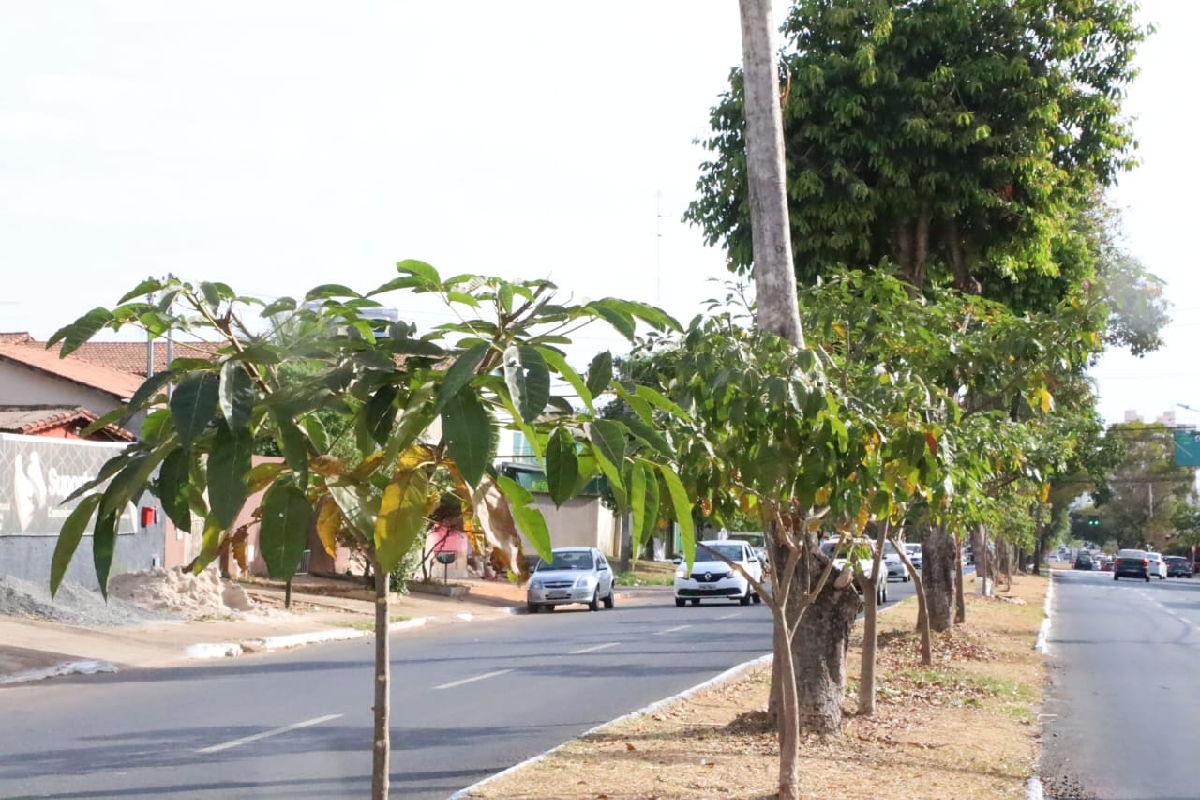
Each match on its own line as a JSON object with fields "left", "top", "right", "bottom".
{"left": 48, "top": 265, "right": 691, "bottom": 594}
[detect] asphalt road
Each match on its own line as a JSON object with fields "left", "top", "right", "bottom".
{"left": 1041, "top": 569, "right": 1200, "bottom": 800}
{"left": 0, "top": 579, "right": 916, "bottom": 800}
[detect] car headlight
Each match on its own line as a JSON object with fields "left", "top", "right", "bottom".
{"left": 675, "top": 567, "right": 688, "bottom": 578}
{"left": 725, "top": 570, "right": 737, "bottom": 579}
{"left": 529, "top": 578, "right": 542, "bottom": 589}
{"left": 575, "top": 575, "right": 597, "bottom": 588}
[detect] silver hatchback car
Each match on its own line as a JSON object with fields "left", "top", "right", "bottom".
{"left": 526, "top": 547, "right": 616, "bottom": 613}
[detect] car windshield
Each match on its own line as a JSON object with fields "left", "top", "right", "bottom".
{"left": 1117, "top": 549, "right": 1145, "bottom": 559}
{"left": 883, "top": 542, "right": 899, "bottom": 556}
{"left": 536, "top": 551, "right": 594, "bottom": 571}
{"left": 1166, "top": 557, "right": 1186, "bottom": 563}
{"left": 698, "top": 543, "right": 744, "bottom": 562}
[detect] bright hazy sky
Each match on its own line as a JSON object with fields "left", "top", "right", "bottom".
{"left": 0, "top": 1, "right": 1191, "bottom": 426}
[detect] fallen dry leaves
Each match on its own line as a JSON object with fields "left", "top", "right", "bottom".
{"left": 466, "top": 575, "right": 1049, "bottom": 800}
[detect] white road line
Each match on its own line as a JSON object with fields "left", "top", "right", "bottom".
{"left": 570, "top": 642, "right": 620, "bottom": 655}
{"left": 717, "top": 613, "right": 742, "bottom": 620}
{"left": 196, "top": 714, "right": 342, "bottom": 754}
{"left": 655, "top": 624, "right": 692, "bottom": 635}
{"left": 434, "top": 669, "right": 513, "bottom": 690}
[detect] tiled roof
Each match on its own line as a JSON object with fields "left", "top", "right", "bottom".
{"left": 0, "top": 332, "right": 34, "bottom": 344}
{"left": 0, "top": 343, "right": 145, "bottom": 400}
{"left": 0, "top": 405, "right": 134, "bottom": 441}
{"left": 53, "top": 339, "right": 222, "bottom": 377}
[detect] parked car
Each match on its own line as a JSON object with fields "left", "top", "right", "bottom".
{"left": 1165, "top": 556, "right": 1193, "bottom": 578}
{"left": 881, "top": 541, "right": 909, "bottom": 582}
{"left": 674, "top": 540, "right": 763, "bottom": 607}
{"left": 1146, "top": 551, "right": 1167, "bottom": 579}
{"left": 905, "top": 543, "right": 923, "bottom": 570}
{"left": 819, "top": 539, "right": 888, "bottom": 605}
{"left": 1113, "top": 548, "right": 1150, "bottom": 582}
{"left": 1073, "top": 553, "right": 1094, "bottom": 571}
{"left": 526, "top": 547, "right": 615, "bottom": 612}
{"left": 1100, "top": 557, "right": 1114, "bottom": 572}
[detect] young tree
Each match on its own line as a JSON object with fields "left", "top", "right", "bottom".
{"left": 48, "top": 264, "right": 686, "bottom": 800}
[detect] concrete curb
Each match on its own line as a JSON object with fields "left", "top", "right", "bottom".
{"left": 185, "top": 615, "right": 454, "bottom": 660}
{"left": 0, "top": 659, "right": 117, "bottom": 685}
{"left": 446, "top": 652, "right": 774, "bottom": 800}
{"left": 1026, "top": 569, "right": 1058, "bottom": 800}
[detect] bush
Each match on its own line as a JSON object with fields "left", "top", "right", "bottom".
{"left": 389, "top": 545, "right": 424, "bottom": 593}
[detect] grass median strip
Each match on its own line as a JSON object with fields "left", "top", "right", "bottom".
{"left": 463, "top": 573, "right": 1050, "bottom": 799}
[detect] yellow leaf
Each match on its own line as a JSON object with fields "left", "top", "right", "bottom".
{"left": 375, "top": 467, "right": 431, "bottom": 573}
{"left": 231, "top": 530, "right": 248, "bottom": 570}
{"left": 397, "top": 444, "right": 434, "bottom": 471}
{"left": 350, "top": 451, "right": 386, "bottom": 481}
{"left": 1039, "top": 388, "right": 1054, "bottom": 413}
{"left": 316, "top": 496, "right": 342, "bottom": 556}
{"left": 245, "top": 461, "right": 286, "bottom": 494}
{"left": 1039, "top": 484, "right": 1050, "bottom": 503}
{"left": 815, "top": 487, "right": 832, "bottom": 505}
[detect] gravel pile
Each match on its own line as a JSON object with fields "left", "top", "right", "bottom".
{"left": 0, "top": 575, "right": 179, "bottom": 627}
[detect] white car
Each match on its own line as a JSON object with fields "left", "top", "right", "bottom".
{"left": 905, "top": 543, "right": 923, "bottom": 569}
{"left": 819, "top": 539, "right": 888, "bottom": 605}
{"left": 674, "top": 540, "right": 763, "bottom": 607}
{"left": 1145, "top": 551, "right": 1167, "bottom": 579}
{"left": 526, "top": 547, "right": 615, "bottom": 612}
{"left": 882, "top": 541, "right": 908, "bottom": 582}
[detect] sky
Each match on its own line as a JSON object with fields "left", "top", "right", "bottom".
{"left": 0, "top": 1, "right": 1192, "bottom": 427}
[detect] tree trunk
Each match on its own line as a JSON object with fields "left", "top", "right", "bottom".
{"left": 889, "top": 531, "right": 931, "bottom": 666}
{"left": 738, "top": 0, "right": 804, "bottom": 348}
{"left": 284, "top": 577, "right": 293, "bottom": 610}
{"left": 372, "top": 557, "right": 391, "bottom": 800}
{"left": 954, "top": 538, "right": 967, "bottom": 624}
{"left": 978, "top": 528, "right": 991, "bottom": 596}
{"left": 858, "top": 523, "right": 889, "bottom": 716}
{"left": 772, "top": 611, "right": 801, "bottom": 799}
{"left": 923, "top": 525, "right": 956, "bottom": 632}
{"left": 791, "top": 565, "right": 861, "bottom": 734}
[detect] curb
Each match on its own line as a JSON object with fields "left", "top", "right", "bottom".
{"left": 1026, "top": 569, "right": 1058, "bottom": 800}
{"left": 0, "top": 659, "right": 117, "bottom": 685}
{"left": 446, "top": 653, "right": 774, "bottom": 800}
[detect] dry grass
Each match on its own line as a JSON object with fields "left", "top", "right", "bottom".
{"left": 465, "top": 574, "right": 1049, "bottom": 800}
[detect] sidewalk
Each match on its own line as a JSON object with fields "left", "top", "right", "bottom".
{"left": 0, "top": 577, "right": 665, "bottom": 685}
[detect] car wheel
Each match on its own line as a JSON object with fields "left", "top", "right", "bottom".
{"left": 675, "top": 598, "right": 685, "bottom": 608}
{"left": 1145, "top": 575, "right": 1150, "bottom": 582}
{"left": 527, "top": 602, "right": 540, "bottom": 614}
{"left": 588, "top": 590, "right": 600, "bottom": 612}
{"left": 1113, "top": 574, "right": 1118, "bottom": 581}
{"left": 752, "top": 592, "right": 762, "bottom": 605}
{"left": 603, "top": 590, "right": 615, "bottom": 609}
{"left": 690, "top": 598, "right": 700, "bottom": 606}
{"left": 740, "top": 590, "right": 751, "bottom": 606}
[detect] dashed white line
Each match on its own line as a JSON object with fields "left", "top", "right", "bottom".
{"left": 570, "top": 642, "right": 620, "bottom": 655}
{"left": 434, "top": 669, "right": 513, "bottom": 690}
{"left": 655, "top": 624, "right": 691, "bottom": 635}
{"left": 196, "top": 714, "right": 342, "bottom": 754}
{"left": 717, "top": 613, "right": 742, "bottom": 620}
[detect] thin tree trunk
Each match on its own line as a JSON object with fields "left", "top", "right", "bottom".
{"left": 954, "top": 538, "right": 967, "bottom": 624}
{"left": 858, "top": 522, "right": 889, "bottom": 716}
{"left": 284, "top": 577, "right": 293, "bottom": 610}
{"left": 739, "top": 0, "right": 804, "bottom": 348}
{"left": 773, "top": 611, "right": 800, "bottom": 799}
{"left": 889, "top": 531, "right": 931, "bottom": 665}
{"left": 372, "top": 557, "right": 390, "bottom": 800}
{"left": 979, "top": 529, "right": 991, "bottom": 596}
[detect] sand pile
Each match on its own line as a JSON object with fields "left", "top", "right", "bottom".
{"left": 107, "top": 567, "right": 255, "bottom": 620}
{"left": 0, "top": 575, "right": 177, "bottom": 626}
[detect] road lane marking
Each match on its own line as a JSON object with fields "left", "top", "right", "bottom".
{"left": 717, "top": 613, "right": 742, "bottom": 620}
{"left": 570, "top": 642, "right": 619, "bottom": 654}
{"left": 434, "top": 669, "right": 513, "bottom": 690}
{"left": 655, "top": 624, "right": 691, "bottom": 635}
{"left": 196, "top": 714, "right": 342, "bottom": 754}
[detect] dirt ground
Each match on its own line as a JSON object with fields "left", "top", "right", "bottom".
{"left": 464, "top": 573, "right": 1049, "bottom": 800}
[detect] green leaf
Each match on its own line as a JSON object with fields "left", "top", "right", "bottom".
{"left": 156, "top": 448, "right": 192, "bottom": 531}
{"left": 259, "top": 482, "right": 314, "bottom": 580}
{"left": 435, "top": 343, "right": 489, "bottom": 411}
{"left": 446, "top": 291, "right": 481, "bottom": 308}
{"left": 329, "top": 485, "right": 378, "bottom": 543}
{"left": 92, "top": 504, "right": 120, "bottom": 599}
{"left": 634, "top": 384, "right": 693, "bottom": 424}
{"left": 219, "top": 360, "right": 254, "bottom": 432}
{"left": 200, "top": 281, "right": 233, "bottom": 308}
{"left": 499, "top": 284, "right": 515, "bottom": 313}
{"left": 659, "top": 465, "right": 695, "bottom": 569}
{"left": 303, "top": 414, "right": 329, "bottom": 454}
{"left": 375, "top": 467, "right": 430, "bottom": 573}
{"left": 545, "top": 426, "right": 579, "bottom": 507}
{"left": 538, "top": 348, "right": 594, "bottom": 412}
{"left": 442, "top": 389, "right": 491, "bottom": 487}
{"left": 192, "top": 513, "right": 224, "bottom": 573}
{"left": 79, "top": 405, "right": 132, "bottom": 438}
{"left": 503, "top": 344, "right": 550, "bottom": 424}
{"left": 117, "top": 278, "right": 165, "bottom": 305}
{"left": 123, "top": 371, "right": 175, "bottom": 421}
{"left": 635, "top": 460, "right": 661, "bottom": 553}
{"left": 170, "top": 372, "right": 220, "bottom": 449}
{"left": 50, "top": 494, "right": 102, "bottom": 596}
{"left": 47, "top": 307, "right": 115, "bottom": 357}
{"left": 395, "top": 259, "right": 441, "bottom": 289}
{"left": 498, "top": 475, "right": 552, "bottom": 562}
{"left": 363, "top": 384, "right": 399, "bottom": 445}
{"left": 629, "top": 463, "right": 648, "bottom": 554}
{"left": 588, "top": 302, "right": 636, "bottom": 341}
{"left": 260, "top": 297, "right": 297, "bottom": 317}
{"left": 587, "top": 419, "right": 627, "bottom": 506}
{"left": 585, "top": 352, "right": 613, "bottom": 399}
{"left": 274, "top": 413, "right": 311, "bottom": 474}
{"left": 207, "top": 420, "right": 253, "bottom": 529}
{"left": 304, "top": 284, "right": 360, "bottom": 300}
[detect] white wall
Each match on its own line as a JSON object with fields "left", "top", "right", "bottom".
{"left": 0, "top": 361, "right": 144, "bottom": 435}
{"left": 524, "top": 495, "right": 618, "bottom": 557}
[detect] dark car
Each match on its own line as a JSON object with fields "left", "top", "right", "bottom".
{"left": 1165, "top": 556, "right": 1193, "bottom": 578}
{"left": 1073, "top": 553, "right": 1094, "bottom": 571}
{"left": 1113, "top": 548, "right": 1150, "bottom": 582}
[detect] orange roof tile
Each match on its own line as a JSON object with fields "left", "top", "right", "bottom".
{"left": 0, "top": 404, "right": 134, "bottom": 441}
{"left": 0, "top": 343, "right": 146, "bottom": 400}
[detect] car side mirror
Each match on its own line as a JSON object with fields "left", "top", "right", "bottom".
{"left": 672, "top": 557, "right": 682, "bottom": 564}
{"left": 599, "top": 564, "right": 608, "bottom": 571}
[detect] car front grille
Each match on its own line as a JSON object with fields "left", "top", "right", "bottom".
{"left": 690, "top": 571, "right": 730, "bottom": 583}
{"left": 542, "top": 580, "right": 574, "bottom": 589}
